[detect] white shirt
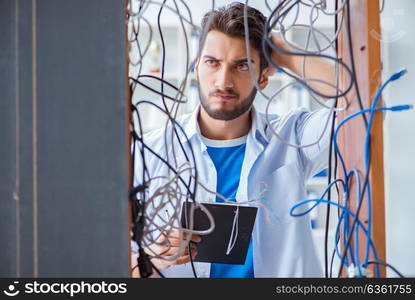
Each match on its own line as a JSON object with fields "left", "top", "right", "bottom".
{"left": 134, "top": 104, "right": 333, "bottom": 277}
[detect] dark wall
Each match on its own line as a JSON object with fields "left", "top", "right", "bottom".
{"left": 0, "top": 0, "right": 19, "bottom": 277}
{"left": 0, "top": 0, "right": 129, "bottom": 277}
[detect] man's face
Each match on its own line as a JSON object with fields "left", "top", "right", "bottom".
{"left": 195, "top": 30, "right": 269, "bottom": 121}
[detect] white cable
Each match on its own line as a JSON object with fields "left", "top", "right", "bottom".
{"left": 129, "top": 0, "right": 350, "bottom": 262}
{"left": 226, "top": 206, "right": 239, "bottom": 255}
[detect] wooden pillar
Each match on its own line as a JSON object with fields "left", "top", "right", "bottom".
{"left": 337, "top": 0, "right": 386, "bottom": 277}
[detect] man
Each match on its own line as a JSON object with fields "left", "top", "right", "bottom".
{"left": 132, "top": 2, "right": 336, "bottom": 277}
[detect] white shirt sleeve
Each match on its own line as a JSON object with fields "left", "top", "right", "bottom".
{"left": 295, "top": 106, "right": 335, "bottom": 180}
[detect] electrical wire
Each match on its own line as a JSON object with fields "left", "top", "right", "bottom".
{"left": 366, "top": 260, "right": 405, "bottom": 278}
{"left": 127, "top": 0, "right": 408, "bottom": 279}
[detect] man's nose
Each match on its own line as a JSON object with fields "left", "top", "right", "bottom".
{"left": 214, "top": 67, "right": 234, "bottom": 90}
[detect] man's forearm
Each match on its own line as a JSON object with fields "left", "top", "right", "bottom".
{"left": 287, "top": 54, "right": 337, "bottom": 98}
{"left": 270, "top": 34, "right": 338, "bottom": 99}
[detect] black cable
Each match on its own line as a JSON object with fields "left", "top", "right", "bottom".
{"left": 337, "top": 140, "right": 374, "bottom": 277}
{"left": 130, "top": 75, "right": 187, "bottom": 103}
{"left": 171, "top": 0, "right": 199, "bottom": 278}
{"left": 260, "top": 0, "right": 356, "bottom": 278}
{"left": 131, "top": 100, "right": 199, "bottom": 278}
{"left": 155, "top": 5, "right": 199, "bottom": 278}
{"left": 131, "top": 256, "right": 165, "bottom": 279}
{"left": 158, "top": 0, "right": 169, "bottom": 112}
{"left": 265, "top": 0, "right": 273, "bottom": 12}
{"left": 130, "top": 0, "right": 200, "bottom": 278}
{"left": 132, "top": 98, "right": 150, "bottom": 184}
{"left": 262, "top": 0, "right": 355, "bottom": 100}
{"left": 155, "top": 0, "right": 198, "bottom": 195}
{"left": 132, "top": 102, "right": 196, "bottom": 198}
{"left": 341, "top": 3, "right": 373, "bottom": 273}
{"left": 337, "top": 0, "right": 377, "bottom": 278}
{"left": 179, "top": 0, "right": 193, "bottom": 25}
{"left": 329, "top": 234, "right": 339, "bottom": 278}
{"left": 330, "top": 140, "right": 341, "bottom": 277}
{"left": 150, "top": 261, "right": 166, "bottom": 278}
{"left": 129, "top": 79, "right": 150, "bottom": 277}
{"left": 324, "top": 0, "right": 340, "bottom": 278}
{"left": 330, "top": 100, "right": 342, "bottom": 278}
{"left": 127, "top": 0, "right": 217, "bottom": 280}
{"left": 128, "top": 0, "right": 392, "bottom": 280}
{"left": 130, "top": 82, "right": 199, "bottom": 203}
{"left": 324, "top": 107, "right": 338, "bottom": 278}
{"left": 366, "top": 260, "right": 405, "bottom": 278}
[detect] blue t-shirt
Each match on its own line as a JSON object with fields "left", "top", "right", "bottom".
{"left": 202, "top": 135, "right": 254, "bottom": 278}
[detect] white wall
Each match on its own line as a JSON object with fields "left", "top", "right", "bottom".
{"left": 381, "top": 0, "right": 415, "bottom": 277}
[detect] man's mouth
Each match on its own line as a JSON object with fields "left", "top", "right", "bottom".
{"left": 211, "top": 93, "right": 238, "bottom": 101}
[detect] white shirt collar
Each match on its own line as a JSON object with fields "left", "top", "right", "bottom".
{"left": 201, "top": 134, "right": 248, "bottom": 148}
{"left": 180, "top": 104, "right": 269, "bottom": 147}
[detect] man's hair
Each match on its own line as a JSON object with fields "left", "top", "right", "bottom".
{"left": 199, "top": 2, "right": 270, "bottom": 71}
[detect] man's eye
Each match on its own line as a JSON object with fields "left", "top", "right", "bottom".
{"left": 205, "top": 60, "right": 218, "bottom": 66}
{"left": 237, "top": 63, "right": 249, "bottom": 71}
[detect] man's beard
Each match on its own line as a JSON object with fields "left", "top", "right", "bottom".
{"left": 197, "top": 81, "right": 257, "bottom": 121}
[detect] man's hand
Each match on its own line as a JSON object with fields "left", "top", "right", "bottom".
{"left": 131, "top": 229, "right": 201, "bottom": 277}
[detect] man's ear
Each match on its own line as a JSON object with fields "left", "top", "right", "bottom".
{"left": 258, "top": 66, "right": 273, "bottom": 91}
{"left": 194, "top": 57, "right": 200, "bottom": 74}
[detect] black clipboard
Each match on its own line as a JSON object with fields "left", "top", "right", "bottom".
{"left": 180, "top": 201, "right": 257, "bottom": 265}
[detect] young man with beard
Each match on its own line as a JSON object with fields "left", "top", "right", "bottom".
{"left": 132, "top": 2, "right": 336, "bottom": 278}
